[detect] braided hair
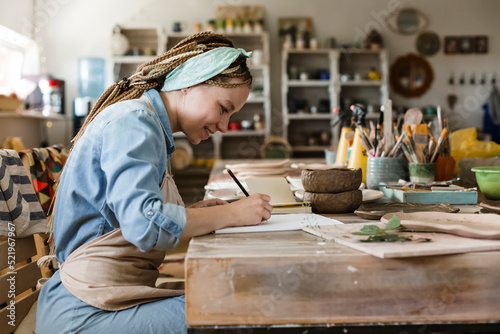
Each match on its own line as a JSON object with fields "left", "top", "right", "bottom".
{"left": 72, "top": 31, "right": 252, "bottom": 146}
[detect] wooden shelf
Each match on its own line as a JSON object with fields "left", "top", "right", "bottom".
{"left": 246, "top": 96, "right": 266, "bottom": 103}
{"left": 287, "top": 80, "right": 330, "bottom": 87}
{"left": 340, "top": 80, "right": 383, "bottom": 86}
{"left": 285, "top": 48, "right": 386, "bottom": 54}
{"left": 0, "top": 110, "right": 66, "bottom": 120}
{"left": 222, "top": 129, "right": 266, "bottom": 137}
{"left": 338, "top": 48, "right": 386, "bottom": 54}
{"left": 287, "top": 113, "right": 335, "bottom": 120}
{"left": 286, "top": 48, "right": 331, "bottom": 54}
{"left": 112, "top": 56, "right": 156, "bottom": 63}
{"left": 173, "top": 130, "right": 266, "bottom": 139}
{"left": 167, "top": 32, "right": 266, "bottom": 38}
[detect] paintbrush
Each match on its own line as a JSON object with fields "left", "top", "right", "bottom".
{"left": 430, "top": 128, "right": 449, "bottom": 163}
{"left": 400, "top": 142, "right": 415, "bottom": 163}
{"left": 413, "top": 123, "right": 429, "bottom": 163}
{"left": 404, "top": 125, "right": 419, "bottom": 163}
{"left": 388, "top": 134, "right": 405, "bottom": 157}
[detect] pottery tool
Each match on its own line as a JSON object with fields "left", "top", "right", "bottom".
{"left": 436, "top": 105, "right": 443, "bottom": 134}
{"left": 403, "top": 108, "right": 423, "bottom": 129}
{"left": 430, "top": 128, "right": 448, "bottom": 163}
{"left": 383, "top": 99, "right": 394, "bottom": 153}
{"left": 413, "top": 123, "right": 429, "bottom": 163}
{"left": 227, "top": 169, "right": 250, "bottom": 197}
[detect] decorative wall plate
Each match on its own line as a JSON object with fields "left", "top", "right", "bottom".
{"left": 416, "top": 31, "right": 441, "bottom": 56}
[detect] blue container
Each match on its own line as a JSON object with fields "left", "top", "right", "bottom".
{"left": 78, "top": 57, "right": 105, "bottom": 98}
{"left": 366, "top": 156, "right": 408, "bottom": 189}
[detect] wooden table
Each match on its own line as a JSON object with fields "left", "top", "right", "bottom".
{"left": 185, "top": 160, "right": 500, "bottom": 333}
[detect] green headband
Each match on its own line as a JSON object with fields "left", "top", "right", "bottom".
{"left": 161, "top": 47, "right": 252, "bottom": 92}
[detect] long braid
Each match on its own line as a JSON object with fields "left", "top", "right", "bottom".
{"left": 71, "top": 31, "right": 249, "bottom": 147}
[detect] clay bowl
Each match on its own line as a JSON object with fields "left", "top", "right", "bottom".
{"left": 301, "top": 168, "right": 362, "bottom": 193}
{"left": 304, "top": 190, "right": 362, "bottom": 214}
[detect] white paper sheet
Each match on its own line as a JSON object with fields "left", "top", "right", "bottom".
{"left": 215, "top": 213, "right": 343, "bottom": 234}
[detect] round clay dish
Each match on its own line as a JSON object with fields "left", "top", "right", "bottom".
{"left": 304, "top": 190, "right": 362, "bottom": 214}
{"left": 301, "top": 168, "right": 362, "bottom": 193}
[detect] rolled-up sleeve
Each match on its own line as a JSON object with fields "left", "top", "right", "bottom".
{"left": 100, "top": 109, "right": 186, "bottom": 252}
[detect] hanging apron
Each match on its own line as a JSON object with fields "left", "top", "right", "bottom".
{"left": 59, "top": 172, "right": 186, "bottom": 311}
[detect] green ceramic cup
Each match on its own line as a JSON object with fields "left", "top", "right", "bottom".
{"left": 366, "top": 156, "right": 408, "bottom": 189}
{"left": 471, "top": 166, "right": 500, "bottom": 200}
{"left": 409, "top": 162, "right": 436, "bottom": 184}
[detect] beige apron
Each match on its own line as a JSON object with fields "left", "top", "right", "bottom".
{"left": 59, "top": 172, "right": 185, "bottom": 311}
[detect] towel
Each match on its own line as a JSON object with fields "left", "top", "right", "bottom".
{"left": 0, "top": 149, "right": 48, "bottom": 238}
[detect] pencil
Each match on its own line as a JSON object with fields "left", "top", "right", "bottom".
{"left": 227, "top": 169, "right": 250, "bottom": 197}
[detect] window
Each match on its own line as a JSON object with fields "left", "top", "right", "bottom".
{"left": 0, "top": 24, "right": 39, "bottom": 97}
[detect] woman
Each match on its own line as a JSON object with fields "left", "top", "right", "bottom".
{"left": 36, "top": 32, "right": 272, "bottom": 334}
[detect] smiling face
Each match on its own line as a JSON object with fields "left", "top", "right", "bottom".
{"left": 175, "top": 82, "right": 250, "bottom": 144}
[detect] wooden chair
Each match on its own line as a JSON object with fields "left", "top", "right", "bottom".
{"left": 0, "top": 148, "right": 58, "bottom": 334}
{"left": 0, "top": 235, "right": 42, "bottom": 334}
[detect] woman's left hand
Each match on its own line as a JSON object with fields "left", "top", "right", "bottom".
{"left": 188, "top": 198, "right": 228, "bottom": 208}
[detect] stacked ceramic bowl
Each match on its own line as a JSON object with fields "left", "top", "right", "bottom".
{"left": 301, "top": 168, "right": 363, "bottom": 213}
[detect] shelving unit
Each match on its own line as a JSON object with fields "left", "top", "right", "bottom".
{"left": 111, "top": 25, "right": 166, "bottom": 82}
{"left": 281, "top": 48, "right": 388, "bottom": 156}
{"left": 111, "top": 28, "right": 271, "bottom": 160}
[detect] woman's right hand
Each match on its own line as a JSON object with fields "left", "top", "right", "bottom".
{"left": 183, "top": 193, "right": 272, "bottom": 241}
{"left": 226, "top": 193, "right": 272, "bottom": 227}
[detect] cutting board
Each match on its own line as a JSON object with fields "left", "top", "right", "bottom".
{"left": 302, "top": 219, "right": 500, "bottom": 259}
{"left": 381, "top": 212, "right": 500, "bottom": 239}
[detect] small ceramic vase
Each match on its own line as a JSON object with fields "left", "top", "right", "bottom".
{"left": 110, "top": 26, "right": 129, "bottom": 56}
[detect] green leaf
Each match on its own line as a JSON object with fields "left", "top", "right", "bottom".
{"left": 385, "top": 215, "right": 401, "bottom": 230}
{"left": 360, "top": 225, "right": 383, "bottom": 234}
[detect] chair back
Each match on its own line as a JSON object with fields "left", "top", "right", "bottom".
{"left": 0, "top": 235, "right": 41, "bottom": 334}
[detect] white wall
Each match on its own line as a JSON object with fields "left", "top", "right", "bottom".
{"left": 2, "top": 0, "right": 500, "bottom": 146}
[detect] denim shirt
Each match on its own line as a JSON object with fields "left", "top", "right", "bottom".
{"left": 53, "top": 89, "right": 186, "bottom": 263}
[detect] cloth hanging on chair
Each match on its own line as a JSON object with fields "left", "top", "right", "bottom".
{"left": 19, "top": 145, "right": 68, "bottom": 216}
{"left": 0, "top": 149, "right": 48, "bottom": 238}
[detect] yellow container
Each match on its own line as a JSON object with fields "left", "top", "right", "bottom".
{"left": 347, "top": 128, "right": 368, "bottom": 183}
{"left": 335, "top": 127, "right": 354, "bottom": 165}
